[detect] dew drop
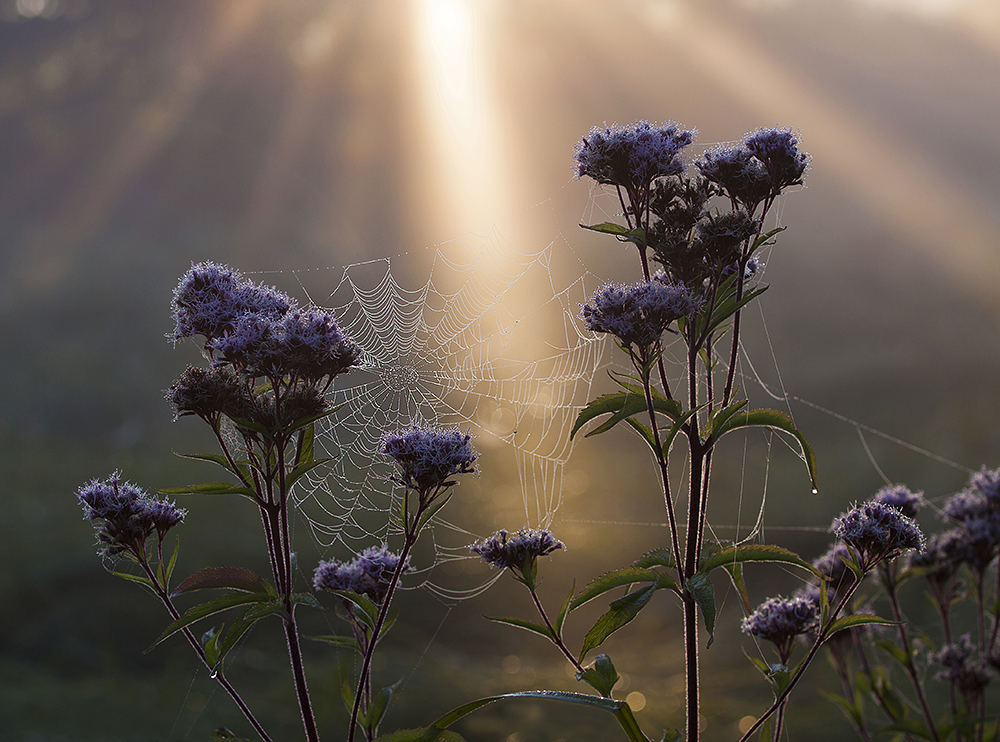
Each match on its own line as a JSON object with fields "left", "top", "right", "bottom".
{"left": 811, "top": 488, "right": 819, "bottom": 495}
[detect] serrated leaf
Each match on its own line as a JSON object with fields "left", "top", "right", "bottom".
{"left": 703, "top": 399, "right": 749, "bottom": 439}
{"left": 579, "top": 222, "right": 645, "bottom": 244}
{"left": 153, "top": 591, "right": 274, "bottom": 647}
{"left": 710, "top": 407, "right": 818, "bottom": 492}
{"left": 571, "top": 567, "right": 676, "bottom": 611}
{"left": 623, "top": 416, "right": 658, "bottom": 454}
{"left": 685, "top": 572, "right": 716, "bottom": 647}
{"left": 571, "top": 392, "right": 682, "bottom": 441}
{"left": 286, "top": 457, "right": 333, "bottom": 489}
{"left": 699, "top": 543, "right": 822, "bottom": 579}
{"left": 633, "top": 549, "right": 676, "bottom": 570}
{"left": 170, "top": 566, "right": 268, "bottom": 597}
{"left": 581, "top": 584, "right": 655, "bottom": 658}
{"left": 486, "top": 615, "right": 555, "bottom": 640}
{"left": 211, "top": 602, "right": 285, "bottom": 670}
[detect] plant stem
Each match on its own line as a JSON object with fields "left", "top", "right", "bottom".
{"left": 529, "top": 587, "right": 584, "bottom": 674}
{"left": 140, "top": 559, "right": 274, "bottom": 742}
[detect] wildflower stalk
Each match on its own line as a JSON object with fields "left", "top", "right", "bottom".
{"left": 880, "top": 564, "right": 941, "bottom": 742}
{"left": 527, "top": 585, "right": 585, "bottom": 674}
{"left": 133, "top": 544, "right": 274, "bottom": 742}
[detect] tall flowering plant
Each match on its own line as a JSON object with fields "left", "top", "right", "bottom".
{"left": 76, "top": 263, "right": 481, "bottom": 742}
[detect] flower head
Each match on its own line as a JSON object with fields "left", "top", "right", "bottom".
{"left": 932, "top": 635, "right": 992, "bottom": 697}
{"left": 742, "top": 594, "right": 818, "bottom": 664}
{"left": 469, "top": 528, "right": 564, "bottom": 575}
{"left": 76, "top": 473, "right": 186, "bottom": 557}
{"left": 831, "top": 500, "right": 924, "bottom": 569}
{"left": 872, "top": 484, "right": 924, "bottom": 519}
{"left": 581, "top": 275, "right": 697, "bottom": 349}
{"left": 313, "top": 545, "right": 410, "bottom": 604}
{"left": 170, "top": 262, "right": 291, "bottom": 343}
{"left": 812, "top": 540, "right": 857, "bottom": 592}
{"left": 381, "top": 425, "right": 479, "bottom": 494}
{"left": 574, "top": 120, "right": 696, "bottom": 189}
{"left": 164, "top": 364, "right": 252, "bottom": 423}
{"left": 742, "top": 127, "right": 810, "bottom": 194}
{"left": 694, "top": 143, "right": 770, "bottom": 209}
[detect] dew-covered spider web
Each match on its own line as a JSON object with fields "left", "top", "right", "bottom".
{"left": 252, "top": 177, "right": 978, "bottom": 604}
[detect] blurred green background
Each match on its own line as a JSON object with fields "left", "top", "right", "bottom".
{"left": 3, "top": 0, "right": 1000, "bottom": 739}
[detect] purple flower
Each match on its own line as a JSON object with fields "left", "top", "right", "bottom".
{"left": 742, "top": 127, "right": 810, "bottom": 194}
{"left": 469, "top": 528, "right": 564, "bottom": 574}
{"left": 76, "top": 473, "right": 186, "bottom": 557}
{"left": 581, "top": 275, "right": 697, "bottom": 349}
{"left": 742, "top": 595, "right": 818, "bottom": 664}
{"left": 694, "top": 144, "right": 770, "bottom": 209}
{"left": 381, "top": 425, "right": 479, "bottom": 494}
{"left": 164, "top": 364, "right": 252, "bottom": 423}
{"left": 812, "top": 541, "right": 856, "bottom": 592}
{"left": 209, "top": 308, "right": 360, "bottom": 381}
{"left": 970, "top": 466, "right": 1000, "bottom": 503}
{"left": 170, "top": 262, "right": 292, "bottom": 343}
{"left": 831, "top": 500, "right": 924, "bottom": 568}
{"left": 932, "top": 635, "right": 992, "bottom": 696}
{"left": 872, "top": 484, "right": 923, "bottom": 519}
{"left": 574, "top": 120, "right": 696, "bottom": 188}
{"left": 314, "top": 545, "right": 411, "bottom": 604}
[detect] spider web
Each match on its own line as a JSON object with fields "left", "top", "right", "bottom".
{"left": 278, "top": 224, "right": 607, "bottom": 595}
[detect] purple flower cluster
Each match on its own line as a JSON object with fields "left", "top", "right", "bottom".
{"left": 170, "top": 262, "right": 360, "bottom": 382}
{"left": 812, "top": 540, "right": 856, "bottom": 593}
{"left": 469, "top": 528, "right": 564, "bottom": 573}
{"left": 696, "top": 128, "right": 809, "bottom": 209}
{"left": 171, "top": 262, "right": 292, "bottom": 343}
{"left": 872, "top": 484, "right": 923, "bottom": 519}
{"left": 210, "top": 308, "right": 360, "bottom": 381}
{"left": 581, "top": 275, "right": 698, "bottom": 349}
{"left": 574, "top": 120, "right": 696, "bottom": 189}
{"left": 77, "top": 473, "right": 186, "bottom": 557}
{"left": 380, "top": 425, "right": 479, "bottom": 494}
{"left": 742, "top": 594, "right": 818, "bottom": 664}
{"left": 939, "top": 467, "right": 1000, "bottom": 571}
{"left": 313, "top": 545, "right": 410, "bottom": 605}
{"left": 832, "top": 500, "right": 924, "bottom": 568}
{"left": 931, "top": 635, "right": 992, "bottom": 696}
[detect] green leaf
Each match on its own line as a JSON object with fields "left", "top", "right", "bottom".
{"left": 108, "top": 569, "right": 156, "bottom": 592}
{"left": 170, "top": 566, "right": 269, "bottom": 597}
{"left": 289, "top": 591, "right": 323, "bottom": 610}
{"left": 875, "top": 721, "right": 934, "bottom": 740}
{"left": 699, "top": 543, "right": 822, "bottom": 579}
{"left": 286, "top": 457, "right": 333, "bottom": 489}
{"left": 153, "top": 591, "right": 274, "bottom": 647}
{"left": 163, "top": 535, "right": 180, "bottom": 586}
{"left": 685, "top": 572, "right": 716, "bottom": 647}
{"left": 373, "top": 731, "right": 467, "bottom": 742}
{"left": 875, "top": 639, "right": 910, "bottom": 669}
{"left": 576, "top": 653, "right": 619, "bottom": 697}
{"left": 311, "top": 633, "right": 362, "bottom": 653}
{"left": 555, "top": 581, "right": 575, "bottom": 637}
{"left": 368, "top": 682, "right": 398, "bottom": 733}
{"left": 826, "top": 613, "right": 895, "bottom": 637}
{"left": 659, "top": 730, "right": 682, "bottom": 742}
{"left": 581, "top": 584, "right": 655, "bottom": 658}
{"left": 211, "top": 602, "right": 286, "bottom": 670}
{"left": 632, "top": 549, "right": 676, "bottom": 570}
{"left": 580, "top": 222, "right": 645, "bottom": 245}
{"left": 710, "top": 407, "right": 818, "bottom": 492}
{"left": 158, "top": 481, "right": 259, "bottom": 499}
{"left": 703, "top": 399, "right": 749, "bottom": 440}
{"left": 331, "top": 589, "right": 380, "bottom": 631}
{"left": 202, "top": 625, "right": 222, "bottom": 667}
{"left": 416, "top": 492, "right": 454, "bottom": 532}
{"left": 485, "top": 615, "right": 555, "bottom": 641}
{"left": 571, "top": 392, "right": 682, "bottom": 441}
{"left": 342, "top": 678, "right": 356, "bottom": 715}
{"left": 571, "top": 567, "right": 677, "bottom": 611}
{"left": 175, "top": 452, "right": 238, "bottom": 476}
{"left": 819, "top": 689, "right": 865, "bottom": 728}
{"left": 623, "top": 417, "right": 658, "bottom": 455}
{"left": 723, "top": 562, "right": 750, "bottom": 613}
